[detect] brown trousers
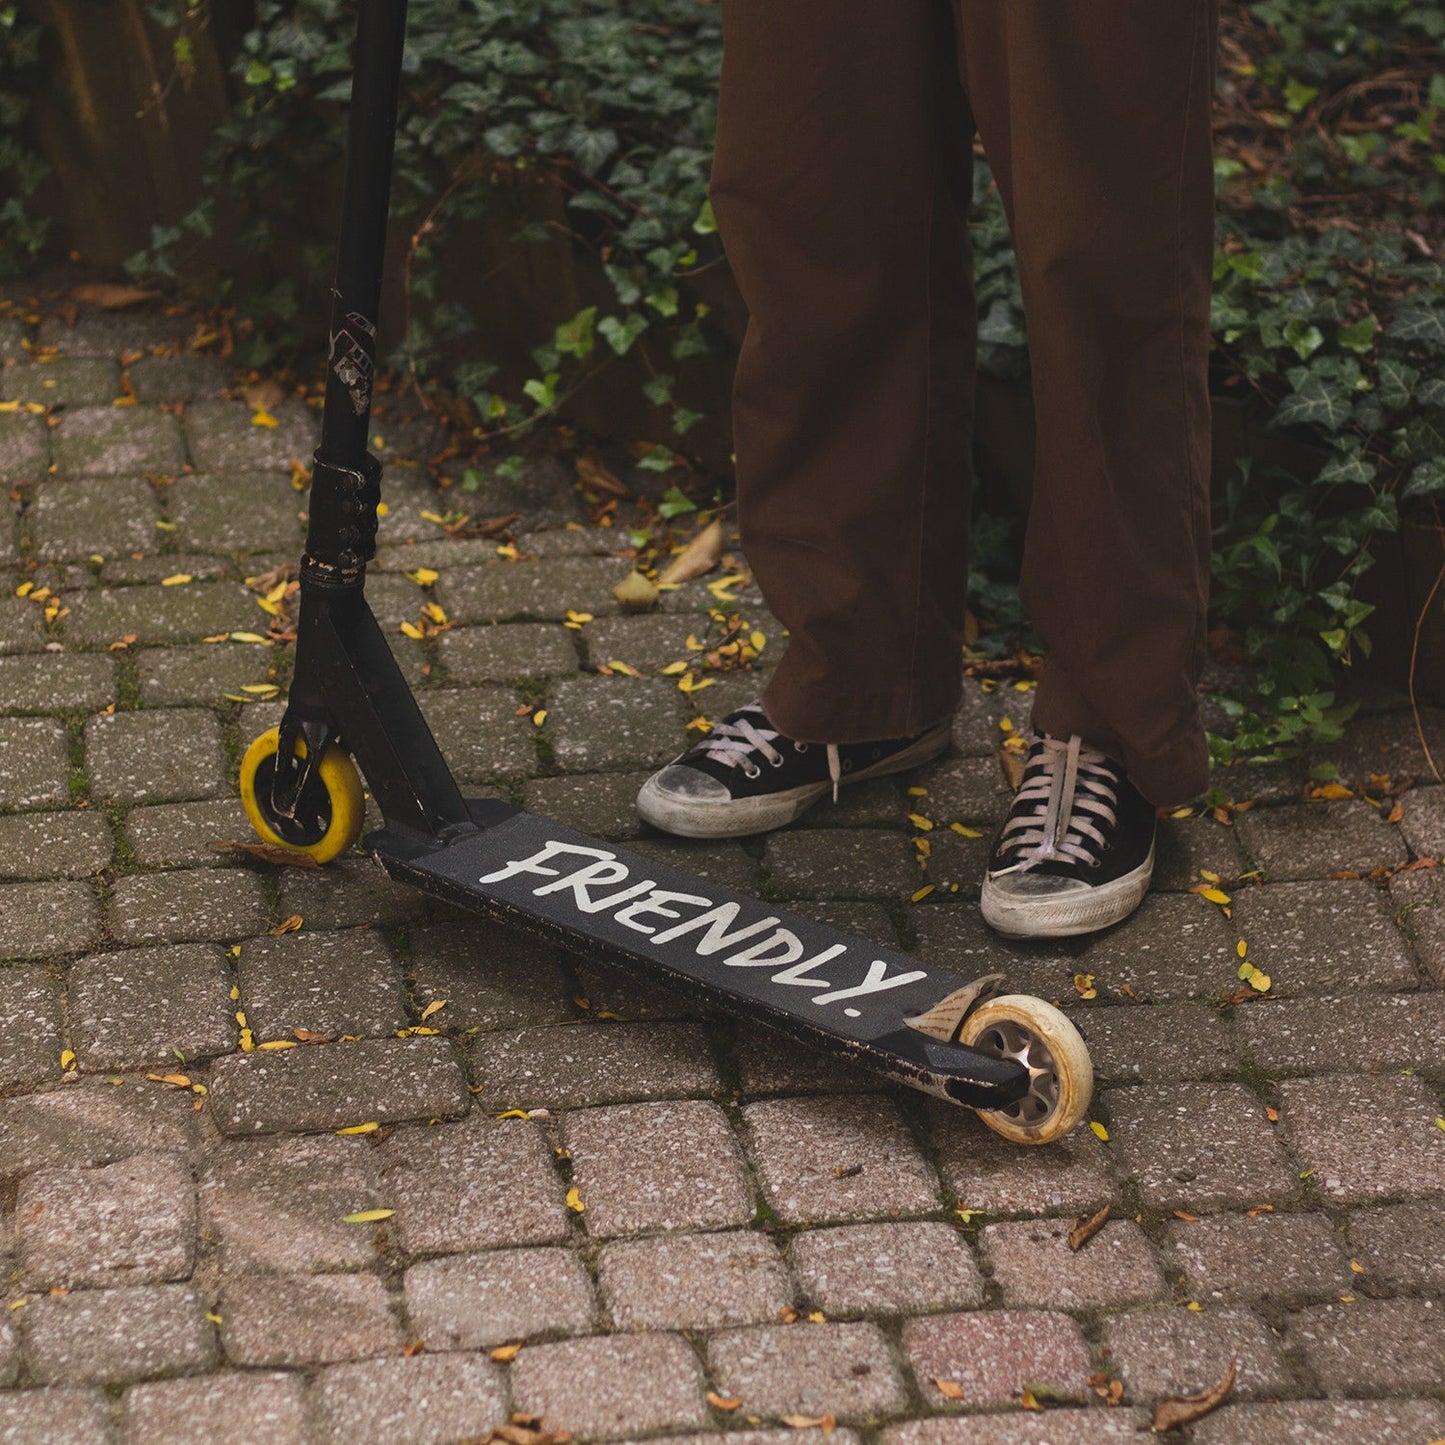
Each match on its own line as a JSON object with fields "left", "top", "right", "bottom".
{"left": 713, "top": 0, "right": 1219, "bottom": 806}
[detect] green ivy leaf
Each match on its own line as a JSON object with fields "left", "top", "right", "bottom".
{"left": 1389, "top": 306, "right": 1445, "bottom": 351}
{"left": 1284, "top": 319, "right": 1324, "bottom": 360}
{"left": 1337, "top": 315, "right": 1379, "bottom": 353}
{"left": 1376, "top": 358, "right": 1420, "bottom": 412}
{"left": 1271, "top": 377, "right": 1353, "bottom": 432}
{"left": 598, "top": 313, "right": 647, "bottom": 356}
{"left": 657, "top": 484, "right": 697, "bottom": 517}
{"left": 1403, "top": 456, "right": 1445, "bottom": 500}
{"left": 553, "top": 307, "right": 597, "bottom": 360}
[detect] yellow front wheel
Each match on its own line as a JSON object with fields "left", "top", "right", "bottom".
{"left": 239, "top": 727, "right": 365, "bottom": 864}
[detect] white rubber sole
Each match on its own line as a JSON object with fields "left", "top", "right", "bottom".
{"left": 980, "top": 845, "right": 1155, "bottom": 939}
{"left": 637, "top": 725, "right": 951, "bottom": 839}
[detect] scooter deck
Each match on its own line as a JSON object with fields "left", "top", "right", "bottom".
{"left": 368, "top": 800, "right": 1030, "bottom": 1109}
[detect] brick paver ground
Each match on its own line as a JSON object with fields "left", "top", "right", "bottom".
{"left": 2, "top": 298, "right": 1443, "bottom": 1440}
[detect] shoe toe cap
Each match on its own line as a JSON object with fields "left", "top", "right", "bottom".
{"left": 646, "top": 764, "right": 732, "bottom": 804}
{"left": 985, "top": 870, "right": 1092, "bottom": 901}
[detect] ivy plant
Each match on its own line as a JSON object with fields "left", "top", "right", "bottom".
{"left": 4, "top": 0, "right": 1442, "bottom": 765}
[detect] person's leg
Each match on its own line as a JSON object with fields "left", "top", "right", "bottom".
{"left": 713, "top": 0, "right": 978, "bottom": 745}
{"left": 954, "top": 0, "right": 1219, "bottom": 809}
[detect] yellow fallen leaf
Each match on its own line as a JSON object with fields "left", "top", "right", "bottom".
{"left": 270, "top": 915, "right": 303, "bottom": 935}
{"left": 257, "top": 1040, "right": 297, "bottom": 1051}
{"left": 160, "top": 574, "right": 193, "bottom": 587}
{"left": 1090, "top": 1121, "right": 1110, "bottom": 1142}
{"left": 566, "top": 1187, "right": 586, "bottom": 1213}
{"left": 999, "top": 717, "right": 1015, "bottom": 733}
{"left": 406, "top": 568, "right": 439, "bottom": 587}
{"left": 678, "top": 674, "right": 715, "bottom": 694}
{"left": 59, "top": 1050, "right": 76, "bottom": 1070}
{"left": 240, "top": 684, "right": 279, "bottom": 695}
{"left": 707, "top": 1391, "right": 743, "bottom": 1411}
{"left": 1073, "top": 973, "right": 1097, "bottom": 1000}
{"left": 494, "top": 1110, "right": 531, "bottom": 1120}
{"left": 1436, "top": 1117, "right": 1445, "bottom": 1133}
{"left": 336, "top": 1122, "right": 381, "bottom": 1135}
{"left": 608, "top": 660, "right": 641, "bottom": 677}
{"left": 206, "top": 1311, "right": 223, "bottom": 1325}
{"left": 908, "top": 814, "right": 934, "bottom": 831}
{"left": 343, "top": 1209, "right": 395, "bottom": 1224}
{"left": 400, "top": 621, "right": 425, "bottom": 640}
{"left": 1311, "top": 782, "right": 1354, "bottom": 801}
{"left": 146, "top": 1072, "right": 192, "bottom": 1088}
{"left": 419, "top": 1000, "right": 447, "bottom": 1021}
{"left": 661, "top": 660, "right": 688, "bottom": 675}
{"left": 491, "top": 1343, "right": 523, "bottom": 1362}
{"left": 932, "top": 1379, "right": 965, "bottom": 1401}
{"left": 533, "top": 710, "right": 548, "bottom": 726}
{"left": 911, "top": 885, "right": 935, "bottom": 903}
{"left": 1236, "top": 939, "right": 1248, "bottom": 958}
{"left": 230, "top": 631, "right": 270, "bottom": 644}
{"left": 252, "top": 409, "right": 279, "bottom": 428}
{"left": 422, "top": 602, "right": 447, "bottom": 625}
{"left": 565, "top": 609, "right": 594, "bottom": 624}
{"left": 1198, "top": 887, "right": 1232, "bottom": 906}
{"left": 750, "top": 630, "right": 767, "bottom": 652}
{"left": 1171, "top": 806, "right": 1193, "bottom": 818}
{"left": 907, "top": 786, "right": 928, "bottom": 797}
{"left": 950, "top": 822, "right": 983, "bottom": 838}
{"left": 239, "top": 1028, "right": 254, "bottom": 1051}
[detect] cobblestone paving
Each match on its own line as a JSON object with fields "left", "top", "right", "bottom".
{"left": 2, "top": 301, "right": 1445, "bottom": 1443}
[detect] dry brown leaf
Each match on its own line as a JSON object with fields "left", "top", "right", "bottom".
{"left": 706, "top": 1391, "right": 742, "bottom": 1411}
{"left": 1088, "top": 1371, "right": 1124, "bottom": 1405}
{"left": 293, "top": 1028, "right": 330, "bottom": 1043}
{"left": 270, "top": 914, "right": 304, "bottom": 935}
{"left": 658, "top": 518, "right": 724, "bottom": 585}
{"left": 471, "top": 1417, "right": 573, "bottom": 1445}
{"left": 932, "top": 1378, "right": 965, "bottom": 1401}
{"left": 72, "top": 283, "right": 159, "bottom": 310}
{"left": 999, "top": 747, "right": 1026, "bottom": 791}
{"left": 490, "top": 1342, "right": 523, "bottom": 1362}
{"left": 402, "top": 1338, "right": 425, "bottom": 1357}
{"left": 1068, "top": 1203, "right": 1111, "bottom": 1252}
{"left": 613, "top": 570, "right": 660, "bottom": 611}
{"left": 1150, "top": 1358, "right": 1236, "bottom": 1433}
{"left": 575, "top": 455, "right": 629, "bottom": 497}
{"left": 213, "top": 840, "right": 323, "bottom": 870}
{"left": 780, "top": 1415, "right": 836, "bottom": 1433}
{"left": 244, "top": 377, "right": 286, "bottom": 412}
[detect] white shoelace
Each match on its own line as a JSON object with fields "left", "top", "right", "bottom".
{"left": 695, "top": 706, "right": 845, "bottom": 799}
{"left": 996, "top": 734, "right": 1120, "bottom": 872}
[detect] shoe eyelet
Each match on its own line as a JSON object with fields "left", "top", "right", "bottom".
{"left": 794, "top": 742, "right": 809, "bottom": 753}
{"left": 769, "top": 755, "right": 784, "bottom": 768}
{"left": 743, "top": 764, "right": 761, "bottom": 780}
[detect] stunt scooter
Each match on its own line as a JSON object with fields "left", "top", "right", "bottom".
{"left": 237, "top": 0, "right": 1093, "bottom": 1145}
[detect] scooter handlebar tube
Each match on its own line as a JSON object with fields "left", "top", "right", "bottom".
{"left": 318, "top": 0, "right": 410, "bottom": 471}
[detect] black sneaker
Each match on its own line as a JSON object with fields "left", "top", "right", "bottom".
{"left": 637, "top": 702, "right": 951, "bottom": 838}
{"left": 980, "top": 733, "right": 1156, "bottom": 938}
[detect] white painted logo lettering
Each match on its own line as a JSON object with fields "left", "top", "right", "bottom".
{"left": 479, "top": 837, "right": 929, "bottom": 1020}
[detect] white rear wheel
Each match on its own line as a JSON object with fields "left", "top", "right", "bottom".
{"left": 959, "top": 995, "right": 1094, "bottom": 1145}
